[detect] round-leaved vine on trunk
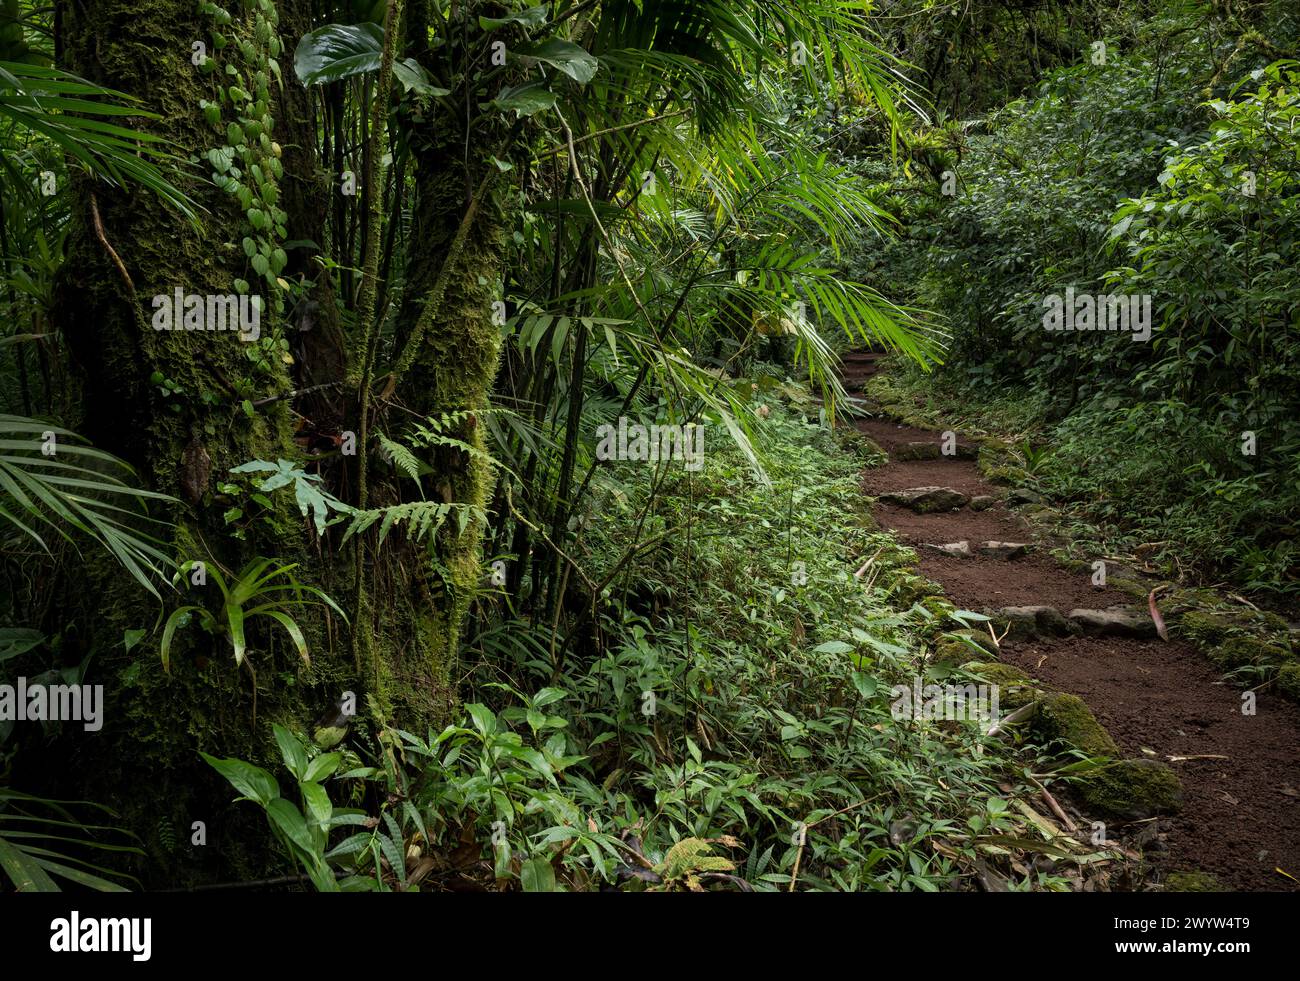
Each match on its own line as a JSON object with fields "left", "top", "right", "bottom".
{"left": 194, "top": 0, "right": 294, "bottom": 404}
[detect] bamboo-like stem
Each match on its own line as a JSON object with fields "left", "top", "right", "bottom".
{"left": 350, "top": 0, "right": 403, "bottom": 677}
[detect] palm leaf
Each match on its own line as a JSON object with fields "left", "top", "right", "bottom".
{"left": 0, "top": 61, "right": 196, "bottom": 216}
{"left": 0, "top": 415, "right": 176, "bottom": 597}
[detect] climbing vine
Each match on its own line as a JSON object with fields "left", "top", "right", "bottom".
{"left": 194, "top": 0, "right": 294, "bottom": 400}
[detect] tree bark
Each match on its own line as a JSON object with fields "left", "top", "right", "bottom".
{"left": 40, "top": 0, "right": 455, "bottom": 885}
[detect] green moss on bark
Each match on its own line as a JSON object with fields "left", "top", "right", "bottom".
{"left": 42, "top": 0, "right": 451, "bottom": 886}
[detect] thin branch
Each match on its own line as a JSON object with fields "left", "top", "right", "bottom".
{"left": 90, "top": 193, "right": 134, "bottom": 295}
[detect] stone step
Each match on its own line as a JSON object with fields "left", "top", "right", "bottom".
{"left": 926, "top": 540, "right": 1030, "bottom": 560}
{"left": 978, "top": 541, "right": 1029, "bottom": 560}
{"left": 893, "top": 440, "right": 980, "bottom": 461}
{"left": 1067, "top": 607, "right": 1158, "bottom": 639}
{"left": 879, "top": 486, "right": 969, "bottom": 513}
{"left": 988, "top": 605, "right": 1158, "bottom": 640}
{"left": 927, "top": 541, "right": 973, "bottom": 558}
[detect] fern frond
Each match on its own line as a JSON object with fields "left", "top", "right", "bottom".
{"left": 376, "top": 434, "right": 424, "bottom": 494}
{"left": 341, "top": 501, "right": 487, "bottom": 545}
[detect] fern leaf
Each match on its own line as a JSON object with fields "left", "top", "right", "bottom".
{"left": 376, "top": 434, "right": 424, "bottom": 492}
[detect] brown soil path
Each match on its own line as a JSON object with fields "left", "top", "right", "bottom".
{"left": 844, "top": 351, "right": 1300, "bottom": 892}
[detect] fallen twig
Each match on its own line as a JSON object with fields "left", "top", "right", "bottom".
{"left": 854, "top": 547, "right": 883, "bottom": 579}
{"left": 1029, "top": 775, "right": 1078, "bottom": 833}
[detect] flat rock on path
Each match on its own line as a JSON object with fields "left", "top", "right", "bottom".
{"left": 879, "top": 486, "right": 969, "bottom": 513}
{"left": 928, "top": 541, "right": 973, "bottom": 558}
{"left": 1068, "top": 607, "right": 1158, "bottom": 639}
{"left": 894, "top": 441, "right": 980, "bottom": 461}
{"left": 978, "top": 541, "right": 1029, "bottom": 560}
{"left": 850, "top": 370, "right": 1300, "bottom": 891}
{"left": 926, "top": 541, "right": 1030, "bottom": 560}
{"left": 996, "top": 605, "right": 1074, "bottom": 638}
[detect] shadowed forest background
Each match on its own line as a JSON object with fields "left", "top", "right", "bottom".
{"left": 0, "top": 0, "right": 1297, "bottom": 893}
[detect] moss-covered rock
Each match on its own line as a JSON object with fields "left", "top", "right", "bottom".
{"left": 1165, "top": 871, "right": 1224, "bottom": 892}
{"left": 918, "top": 594, "right": 958, "bottom": 627}
{"left": 837, "top": 426, "right": 887, "bottom": 465}
{"left": 1053, "top": 555, "right": 1094, "bottom": 576}
{"left": 933, "top": 634, "right": 996, "bottom": 666}
{"left": 1032, "top": 692, "right": 1120, "bottom": 757}
{"left": 1207, "top": 636, "right": 1288, "bottom": 671}
{"left": 1274, "top": 663, "right": 1300, "bottom": 704}
{"left": 981, "top": 464, "right": 1027, "bottom": 486}
{"left": 962, "top": 661, "right": 1039, "bottom": 709}
{"left": 976, "top": 441, "right": 1019, "bottom": 482}
{"left": 891, "top": 572, "right": 943, "bottom": 607}
{"left": 1108, "top": 575, "right": 1158, "bottom": 603}
{"left": 958, "top": 661, "right": 1183, "bottom": 821}
{"left": 879, "top": 486, "right": 970, "bottom": 512}
{"left": 1177, "top": 610, "right": 1247, "bottom": 648}
{"left": 1006, "top": 487, "right": 1045, "bottom": 506}
{"left": 1160, "top": 587, "right": 1227, "bottom": 615}
{"left": 994, "top": 605, "right": 1074, "bottom": 641}
{"left": 953, "top": 628, "right": 997, "bottom": 655}
{"left": 963, "top": 661, "right": 1031, "bottom": 684}
{"left": 894, "top": 441, "right": 943, "bottom": 461}
{"left": 977, "top": 436, "right": 1015, "bottom": 455}
{"left": 1079, "top": 759, "right": 1184, "bottom": 820}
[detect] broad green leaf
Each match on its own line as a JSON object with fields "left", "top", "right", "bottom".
{"left": 294, "top": 23, "right": 448, "bottom": 95}
{"left": 0, "top": 628, "right": 43, "bottom": 662}
{"left": 513, "top": 40, "right": 598, "bottom": 84}
{"left": 479, "top": 5, "right": 547, "bottom": 30}
{"left": 493, "top": 82, "right": 556, "bottom": 117}
{"left": 304, "top": 752, "right": 342, "bottom": 782}
{"left": 851, "top": 671, "right": 878, "bottom": 699}
{"left": 273, "top": 724, "right": 309, "bottom": 781}
{"left": 300, "top": 781, "right": 332, "bottom": 832}
{"left": 465, "top": 703, "right": 496, "bottom": 736}
{"left": 201, "top": 753, "right": 280, "bottom": 806}
{"left": 0, "top": 835, "right": 59, "bottom": 891}
{"left": 265, "top": 797, "right": 316, "bottom": 857}
{"left": 520, "top": 857, "right": 557, "bottom": 892}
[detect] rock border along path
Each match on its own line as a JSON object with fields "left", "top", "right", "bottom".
{"left": 843, "top": 351, "right": 1300, "bottom": 892}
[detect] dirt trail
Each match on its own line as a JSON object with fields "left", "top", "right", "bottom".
{"left": 844, "top": 351, "right": 1300, "bottom": 892}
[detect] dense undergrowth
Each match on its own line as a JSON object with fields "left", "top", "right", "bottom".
{"left": 205, "top": 395, "right": 1069, "bottom": 891}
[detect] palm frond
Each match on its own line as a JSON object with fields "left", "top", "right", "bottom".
{"left": 0, "top": 61, "right": 196, "bottom": 216}
{"left": 0, "top": 788, "right": 141, "bottom": 892}
{"left": 0, "top": 414, "right": 176, "bottom": 598}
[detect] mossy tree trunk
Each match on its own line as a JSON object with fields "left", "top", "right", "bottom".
{"left": 42, "top": 0, "right": 340, "bottom": 886}
{"left": 376, "top": 0, "right": 511, "bottom": 696}
{"left": 39, "top": 0, "right": 480, "bottom": 886}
